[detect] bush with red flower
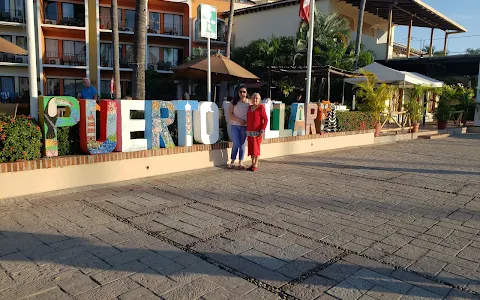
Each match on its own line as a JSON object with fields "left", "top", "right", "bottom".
{"left": 337, "top": 111, "right": 377, "bottom": 132}
{"left": 0, "top": 114, "right": 42, "bottom": 162}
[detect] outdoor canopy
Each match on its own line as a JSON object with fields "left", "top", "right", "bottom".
{"left": 171, "top": 53, "right": 259, "bottom": 82}
{"left": 0, "top": 37, "right": 28, "bottom": 55}
{"left": 344, "top": 62, "right": 444, "bottom": 88}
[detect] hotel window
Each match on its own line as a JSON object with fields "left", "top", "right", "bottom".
{"left": 100, "top": 80, "right": 110, "bottom": 96}
{"left": 164, "top": 14, "right": 182, "bottom": 35}
{"left": 164, "top": 48, "right": 179, "bottom": 67}
{"left": 45, "top": 39, "right": 58, "bottom": 61}
{"left": 63, "top": 79, "right": 83, "bottom": 97}
{"left": 45, "top": 1, "right": 57, "bottom": 22}
{"left": 62, "top": 40, "right": 85, "bottom": 64}
{"left": 18, "top": 77, "right": 28, "bottom": 96}
{"left": 16, "top": 36, "right": 26, "bottom": 49}
{"left": 99, "top": 7, "right": 120, "bottom": 29}
{"left": 124, "top": 9, "right": 135, "bottom": 30}
{"left": 100, "top": 43, "right": 112, "bottom": 67}
{"left": 124, "top": 44, "right": 134, "bottom": 65}
{"left": 46, "top": 78, "right": 60, "bottom": 95}
{"left": 148, "top": 46, "right": 160, "bottom": 65}
{"left": 149, "top": 12, "right": 160, "bottom": 33}
{"left": 0, "top": 76, "right": 14, "bottom": 95}
{"left": 0, "top": 0, "right": 9, "bottom": 12}
{"left": 1, "top": 35, "right": 11, "bottom": 42}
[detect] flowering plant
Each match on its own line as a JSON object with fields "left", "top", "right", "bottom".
{"left": 0, "top": 114, "right": 42, "bottom": 162}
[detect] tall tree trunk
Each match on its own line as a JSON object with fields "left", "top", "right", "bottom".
{"left": 111, "top": 0, "right": 121, "bottom": 99}
{"left": 353, "top": 0, "right": 366, "bottom": 70}
{"left": 226, "top": 0, "right": 234, "bottom": 58}
{"left": 133, "top": 0, "right": 147, "bottom": 99}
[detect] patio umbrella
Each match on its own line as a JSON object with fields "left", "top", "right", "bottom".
{"left": 0, "top": 37, "right": 27, "bottom": 55}
{"left": 172, "top": 53, "right": 259, "bottom": 82}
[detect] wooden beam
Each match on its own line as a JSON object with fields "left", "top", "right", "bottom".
{"left": 429, "top": 28, "right": 434, "bottom": 56}
{"left": 406, "top": 15, "right": 413, "bottom": 58}
{"left": 386, "top": 4, "right": 393, "bottom": 60}
{"left": 444, "top": 31, "right": 449, "bottom": 56}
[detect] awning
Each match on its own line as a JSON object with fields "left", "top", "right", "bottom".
{"left": 344, "top": 62, "right": 443, "bottom": 88}
{"left": 340, "top": 0, "right": 466, "bottom": 32}
{"left": 0, "top": 37, "right": 27, "bottom": 55}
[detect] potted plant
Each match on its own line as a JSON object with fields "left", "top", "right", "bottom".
{"left": 458, "top": 86, "right": 474, "bottom": 126}
{"left": 405, "top": 85, "right": 424, "bottom": 133}
{"left": 356, "top": 71, "right": 391, "bottom": 137}
{"left": 434, "top": 85, "right": 456, "bottom": 129}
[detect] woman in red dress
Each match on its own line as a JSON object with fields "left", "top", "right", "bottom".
{"left": 246, "top": 93, "right": 268, "bottom": 171}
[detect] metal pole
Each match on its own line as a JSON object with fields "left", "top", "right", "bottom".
{"left": 304, "top": 0, "right": 315, "bottom": 128}
{"left": 207, "top": 37, "right": 211, "bottom": 101}
{"left": 327, "top": 69, "right": 331, "bottom": 101}
{"left": 406, "top": 15, "right": 413, "bottom": 58}
{"left": 26, "top": 0, "right": 38, "bottom": 119}
{"left": 386, "top": 4, "right": 392, "bottom": 60}
{"left": 429, "top": 28, "right": 434, "bottom": 56}
{"left": 354, "top": 0, "right": 366, "bottom": 70}
{"left": 443, "top": 31, "right": 449, "bottom": 56}
{"left": 341, "top": 80, "right": 345, "bottom": 105}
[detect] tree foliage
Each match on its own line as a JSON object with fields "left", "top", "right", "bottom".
{"left": 356, "top": 71, "right": 392, "bottom": 122}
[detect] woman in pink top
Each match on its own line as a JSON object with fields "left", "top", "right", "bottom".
{"left": 227, "top": 85, "right": 250, "bottom": 169}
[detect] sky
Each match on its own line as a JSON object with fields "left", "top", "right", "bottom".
{"left": 393, "top": 0, "right": 480, "bottom": 55}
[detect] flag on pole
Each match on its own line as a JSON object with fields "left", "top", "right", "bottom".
{"left": 299, "top": 0, "right": 311, "bottom": 23}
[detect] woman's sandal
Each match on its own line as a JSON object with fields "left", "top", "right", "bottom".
{"left": 237, "top": 164, "right": 247, "bottom": 170}
{"left": 227, "top": 162, "right": 235, "bottom": 169}
{"left": 251, "top": 167, "right": 258, "bottom": 172}
{"left": 247, "top": 166, "right": 254, "bottom": 171}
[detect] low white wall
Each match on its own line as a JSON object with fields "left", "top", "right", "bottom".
{"left": 0, "top": 133, "right": 374, "bottom": 199}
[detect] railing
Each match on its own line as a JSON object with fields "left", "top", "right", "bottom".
{"left": 99, "top": 15, "right": 135, "bottom": 32}
{"left": 44, "top": 12, "right": 85, "bottom": 27}
{"left": 0, "top": 53, "right": 27, "bottom": 63}
{"left": 0, "top": 9, "right": 25, "bottom": 23}
{"left": 147, "top": 60, "right": 182, "bottom": 71}
{"left": 44, "top": 52, "right": 86, "bottom": 66}
{"left": 100, "top": 56, "right": 134, "bottom": 68}
{"left": 148, "top": 22, "right": 184, "bottom": 36}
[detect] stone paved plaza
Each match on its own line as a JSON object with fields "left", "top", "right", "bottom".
{"left": 2, "top": 135, "right": 480, "bottom": 299}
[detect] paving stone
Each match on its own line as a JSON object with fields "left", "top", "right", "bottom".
{"left": 130, "top": 272, "right": 182, "bottom": 295}
{"left": 343, "top": 254, "right": 395, "bottom": 275}
{"left": 75, "top": 277, "right": 140, "bottom": 300}
{"left": 199, "top": 287, "right": 241, "bottom": 300}
{"left": 140, "top": 253, "right": 185, "bottom": 275}
{"left": 54, "top": 270, "right": 99, "bottom": 296}
{"left": 400, "top": 286, "right": 443, "bottom": 300}
{"left": 207, "top": 269, "right": 257, "bottom": 295}
{"left": 26, "top": 287, "right": 72, "bottom": 300}
{"left": 276, "top": 257, "right": 319, "bottom": 279}
{"left": 353, "top": 268, "right": 412, "bottom": 294}
{"left": 381, "top": 233, "right": 413, "bottom": 248}
{"left": 161, "top": 277, "right": 219, "bottom": 300}
{"left": 118, "top": 287, "right": 159, "bottom": 300}
{"left": 366, "top": 285, "right": 402, "bottom": 300}
{"left": 394, "top": 244, "right": 429, "bottom": 260}
{"left": 286, "top": 275, "right": 336, "bottom": 299}
{"left": 326, "top": 280, "right": 364, "bottom": 300}
{"left": 457, "top": 246, "right": 480, "bottom": 263}
{"left": 445, "top": 288, "right": 478, "bottom": 299}
{"left": 317, "top": 260, "right": 362, "bottom": 282}
{"left": 408, "top": 256, "right": 447, "bottom": 277}
{"left": 0, "top": 279, "right": 57, "bottom": 300}
{"left": 390, "top": 269, "right": 452, "bottom": 297}
{"left": 91, "top": 261, "right": 149, "bottom": 285}
{"left": 243, "top": 288, "right": 282, "bottom": 300}
{"left": 303, "top": 246, "right": 343, "bottom": 264}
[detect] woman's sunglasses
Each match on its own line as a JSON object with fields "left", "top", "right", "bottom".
{"left": 239, "top": 90, "right": 247, "bottom": 94}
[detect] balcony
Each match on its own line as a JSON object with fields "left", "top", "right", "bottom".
{"left": 43, "top": 52, "right": 86, "bottom": 66}
{"left": 147, "top": 22, "right": 184, "bottom": 37}
{"left": 0, "top": 53, "right": 27, "bottom": 64}
{"left": 100, "top": 56, "right": 134, "bottom": 69}
{"left": 44, "top": 12, "right": 85, "bottom": 27}
{"left": 147, "top": 60, "right": 183, "bottom": 72}
{"left": 0, "top": 9, "right": 25, "bottom": 23}
{"left": 99, "top": 16, "right": 135, "bottom": 32}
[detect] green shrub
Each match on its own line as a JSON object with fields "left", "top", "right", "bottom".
{"left": 0, "top": 114, "right": 42, "bottom": 162}
{"left": 337, "top": 111, "right": 376, "bottom": 132}
{"left": 57, "top": 124, "right": 80, "bottom": 156}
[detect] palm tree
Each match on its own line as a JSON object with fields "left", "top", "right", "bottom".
{"left": 132, "top": 0, "right": 147, "bottom": 99}
{"left": 422, "top": 45, "right": 449, "bottom": 56}
{"left": 294, "top": 11, "right": 351, "bottom": 66}
{"left": 226, "top": 0, "right": 234, "bottom": 58}
{"left": 111, "top": 0, "right": 121, "bottom": 99}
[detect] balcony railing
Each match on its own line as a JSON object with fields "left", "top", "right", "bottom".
{"left": 99, "top": 15, "right": 135, "bottom": 32}
{"left": 100, "top": 56, "right": 134, "bottom": 68}
{"left": 147, "top": 59, "right": 182, "bottom": 71}
{"left": 44, "top": 52, "right": 86, "bottom": 66}
{"left": 0, "top": 9, "right": 25, "bottom": 23}
{"left": 44, "top": 12, "right": 85, "bottom": 27}
{"left": 0, "top": 53, "right": 27, "bottom": 63}
{"left": 147, "top": 22, "right": 184, "bottom": 36}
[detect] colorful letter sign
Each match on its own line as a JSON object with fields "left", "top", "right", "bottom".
{"left": 79, "top": 100, "right": 117, "bottom": 154}
{"left": 39, "top": 96, "right": 80, "bottom": 157}
{"left": 116, "top": 100, "right": 147, "bottom": 152}
{"left": 173, "top": 100, "right": 198, "bottom": 147}
{"left": 306, "top": 103, "right": 318, "bottom": 135}
{"left": 145, "top": 100, "right": 176, "bottom": 149}
{"left": 288, "top": 103, "right": 306, "bottom": 136}
{"left": 194, "top": 102, "right": 219, "bottom": 144}
{"left": 261, "top": 100, "right": 279, "bottom": 139}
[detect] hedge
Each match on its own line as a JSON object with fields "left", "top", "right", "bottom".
{"left": 336, "top": 111, "right": 377, "bottom": 132}
{"left": 0, "top": 114, "right": 42, "bottom": 163}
